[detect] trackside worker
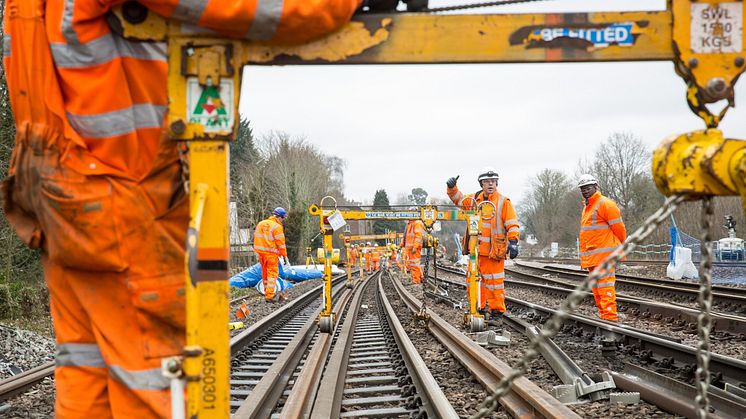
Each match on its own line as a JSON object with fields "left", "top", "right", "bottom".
{"left": 372, "top": 248, "right": 381, "bottom": 271}
{"left": 364, "top": 243, "right": 373, "bottom": 272}
{"left": 349, "top": 245, "right": 359, "bottom": 267}
{"left": 389, "top": 245, "right": 400, "bottom": 268}
{"left": 1, "top": 0, "right": 375, "bottom": 416}
{"left": 403, "top": 210, "right": 425, "bottom": 284}
{"left": 577, "top": 175, "right": 627, "bottom": 322}
{"left": 447, "top": 168, "right": 520, "bottom": 318}
{"left": 253, "top": 208, "right": 290, "bottom": 302}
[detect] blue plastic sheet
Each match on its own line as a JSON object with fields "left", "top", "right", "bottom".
{"left": 229, "top": 263, "right": 323, "bottom": 289}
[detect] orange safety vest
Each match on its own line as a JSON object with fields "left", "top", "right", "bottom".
{"left": 447, "top": 186, "right": 520, "bottom": 259}
{"left": 403, "top": 220, "right": 424, "bottom": 254}
{"left": 579, "top": 192, "right": 627, "bottom": 268}
{"left": 2, "top": 0, "right": 361, "bottom": 181}
{"left": 371, "top": 251, "right": 381, "bottom": 262}
{"left": 253, "top": 216, "right": 287, "bottom": 257}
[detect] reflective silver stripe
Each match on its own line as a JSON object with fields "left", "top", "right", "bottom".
{"left": 482, "top": 273, "right": 495, "bottom": 279}
{"left": 278, "top": 244, "right": 286, "bottom": 249}
{"left": 594, "top": 280, "right": 616, "bottom": 289}
{"left": 254, "top": 233, "right": 272, "bottom": 239}
{"left": 504, "top": 218, "right": 518, "bottom": 225}
{"left": 449, "top": 190, "right": 463, "bottom": 206}
{"left": 484, "top": 283, "right": 504, "bottom": 290}
{"left": 496, "top": 196, "right": 505, "bottom": 234}
{"left": 579, "top": 245, "right": 620, "bottom": 257}
{"left": 51, "top": 35, "right": 166, "bottom": 68}
{"left": 580, "top": 225, "right": 609, "bottom": 231}
{"left": 172, "top": 0, "right": 210, "bottom": 23}
{"left": 245, "top": 0, "right": 284, "bottom": 41}
{"left": 109, "top": 365, "right": 170, "bottom": 391}
{"left": 493, "top": 272, "right": 505, "bottom": 279}
{"left": 481, "top": 222, "right": 492, "bottom": 229}
{"left": 478, "top": 236, "right": 490, "bottom": 243}
{"left": 507, "top": 227, "right": 520, "bottom": 233}
{"left": 2, "top": 35, "right": 10, "bottom": 57}
{"left": 66, "top": 104, "right": 166, "bottom": 138}
{"left": 253, "top": 245, "right": 279, "bottom": 253}
{"left": 62, "top": 0, "right": 78, "bottom": 44}
{"left": 274, "top": 234, "right": 285, "bottom": 240}
{"left": 608, "top": 217, "right": 622, "bottom": 225}
{"left": 56, "top": 343, "right": 106, "bottom": 369}
{"left": 590, "top": 198, "right": 606, "bottom": 225}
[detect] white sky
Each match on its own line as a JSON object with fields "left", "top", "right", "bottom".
{"left": 239, "top": 0, "right": 746, "bottom": 206}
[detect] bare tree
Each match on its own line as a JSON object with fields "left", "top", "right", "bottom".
{"left": 519, "top": 169, "right": 575, "bottom": 246}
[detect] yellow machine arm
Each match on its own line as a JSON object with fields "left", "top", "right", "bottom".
{"left": 108, "top": 1, "right": 746, "bottom": 417}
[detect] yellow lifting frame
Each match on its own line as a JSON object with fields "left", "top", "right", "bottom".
{"left": 108, "top": 1, "right": 746, "bottom": 417}
{"left": 340, "top": 231, "right": 401, "bottom": 287}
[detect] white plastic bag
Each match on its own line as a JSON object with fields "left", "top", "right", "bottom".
{"left": 666, "top": 246, "right": 698, "bottom": 280}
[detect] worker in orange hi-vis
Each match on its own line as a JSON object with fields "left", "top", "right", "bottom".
{"left": 447, "top": 168, "right": 520, "bottom": 321}
{"left": 364, "top": 243, "right": 373, "bottom": 272}
{"left": 1, "top": 0, "right": 393, "bottom": 416}
{"left": 349, "top": 244, "right": 359, "bottom": 268}
{"left": 403, "top": 210, "right": 425, "bottom": 284}
{"left": 389, "top": 245, "right": 401, "bottom": 269}
{"left": 253, "top": 208, "right": 290, "bottom": 302}
{"left": 577, "top": 174, "right": 627, "bottom": 322}
{"left": 372, "top": 248, "right": 381, "bottom": 271}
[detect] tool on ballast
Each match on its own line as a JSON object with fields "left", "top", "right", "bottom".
{"left": 228, "top": 322, "right": 244, "bottom": 331}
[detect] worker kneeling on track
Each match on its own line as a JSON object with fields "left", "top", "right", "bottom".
{"left": 1, "top": 0, "right": 372, "bottom": 416}
{"left": 254, "top": 207, "right": 291, "bottom": 302}
{"left": 403, "top": 207, "right": 425, "bottom": 284}
{"left": 447, "top": 168, "right": 520, "bottom": 319}
{"left": 577, "top": 175, "right": 627, "bottom": 322}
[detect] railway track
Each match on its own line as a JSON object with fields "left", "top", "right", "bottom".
{"left": 522, "top": 257, "right": 746, "bottom": 269}
{"left": 427, "top": 264, "right": 746, "bottom": 415}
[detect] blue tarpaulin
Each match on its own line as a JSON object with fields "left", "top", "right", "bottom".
{"left": 229, "top": 263, "right": 323, "bottom": 289}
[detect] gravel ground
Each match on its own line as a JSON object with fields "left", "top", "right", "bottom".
{"left": 0, "top": 324, "right": 56, "bottom": 418}
{"left": 409, "top": 269, "right": 678, "bottom": 418}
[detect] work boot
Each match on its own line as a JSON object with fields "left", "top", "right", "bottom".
{"left": 489, "top": 310, "right": 504, "bottom": 325}
{"left": 278, "top": 292, "right": 289, "bottom": 302}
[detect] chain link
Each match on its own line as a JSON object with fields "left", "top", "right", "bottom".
{"left": 424, "top": 0, "right": 552, "bottom": 13}
{"left": 469, "top": 194, "right": 687, "bottom": 418}
{"left": 696, "top": 197, "right": 714, "bottom": 418}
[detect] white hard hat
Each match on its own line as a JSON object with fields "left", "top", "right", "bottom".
{"left": 477, "top": 166, "right": 499, "bottom": 183}
{"left": 577, "top": 174, "right": 599, "bottom": 188}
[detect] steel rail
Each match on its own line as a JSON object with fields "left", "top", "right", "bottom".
{"left": 0, "top": 362, "right": 54, "bottom": 403}
{"left": 438, "top": 263, "right": 746, "bottom": 335}
{"left": 279, "top": 274, "right": 370, "bottom": 418}
{"left": 377, "top": 271, "right": 459, "bottom": 418}
{"left": 515, "top": 262, "right": 746, "bottom": 305}
{"left": 521, "top": 257, "right": 746, "bottom": 269}
{"left": 311, "top": 271, "right": 379, "bottom": 418}
{"left": 232, "top": 274, "right": 350, "bottom": 417}
{"left": 432, "top": 265, "right": 746, "bottom": 392}
{"left": 612, "top": 363, "right": 746, "bottom": 419}
{"left": 389, "top": 273, "right": 580, "bottom": 419}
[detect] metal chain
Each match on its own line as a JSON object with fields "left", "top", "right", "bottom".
{"left": 469, "top": 194, "right": 687, "bottom": 419}
{"left": 176, "top": 141, "right": 190, "bottom": 194}
{"left": 424, "top": 0, "right": 553, "bottom": 13}
{"left": 696, "top": 197, "right": 714, "bottom": 419}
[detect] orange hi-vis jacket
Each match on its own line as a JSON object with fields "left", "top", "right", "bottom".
{"left": 253, "top": 216, "right": 287, "bottom": 258}
{"left": 349, "top": 248, "right": 359, "bottom": 265}
{"left": 579, "top": 191, "right": 626, "bottom": 268}
{"left": 447, "top": 186, "right": 520, "bottom": 259}
{"left": 2, "top": 0, "right": 361, "bottom": 182}
{"left": 403, "top": 220, "right": 424, "bottom": 256}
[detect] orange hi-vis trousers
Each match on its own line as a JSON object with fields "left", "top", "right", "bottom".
{"left": 7, "top": 134, "right": 188, "bottom": 418}
{"left": 467, "top": 256, "right": 507, "bottom": 312}
{"left": 365, "top": 255, "right": 372, "bottom": 272}
{"left": 258, "top": 253, "right": 279, "bottom": 300}
{"left": 406, "top": 249, "right": 423, "bottom": 284}
{"left": 589, "top": 265, "right": 618, "bottom": 321}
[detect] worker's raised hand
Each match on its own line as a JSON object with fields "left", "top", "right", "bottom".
{"left": 446, "top": 175, "right": 460, "bottom": 189}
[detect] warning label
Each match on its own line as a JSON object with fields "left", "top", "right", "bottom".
{"left": 691, "top": 2, "right": 742, "bottom": 53}
{"left": 186, "top": 77, "right": 235, "bottom": 133}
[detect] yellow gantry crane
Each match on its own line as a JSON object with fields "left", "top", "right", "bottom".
{"left": 111, "top": 1, "right": 746, "bottom": 416}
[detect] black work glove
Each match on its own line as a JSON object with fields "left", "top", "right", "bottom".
{"left": 446, "top": 175, "right": 459, "bottom": 189}
{"left": 508, "top": 240, "right": 519, "bottom": 259}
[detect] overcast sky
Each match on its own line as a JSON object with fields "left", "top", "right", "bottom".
{"left": 239, "top": 0, "right": 746, "bottom": 207}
